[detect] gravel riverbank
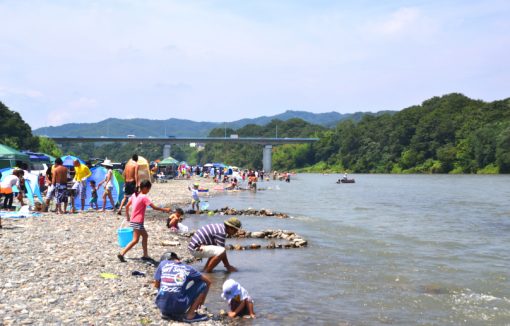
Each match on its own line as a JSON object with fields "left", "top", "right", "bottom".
{"left": 0, "top": 178, "right": 229, "bottom": 325}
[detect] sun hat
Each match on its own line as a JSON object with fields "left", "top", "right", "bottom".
{"left": 221, "top": 279, "right": 242, "bottom": 302}
{"left": 102, "top": 158, "right": 114, "bottom": 167}
{"left": 224, "top": 217, "right": 241, "bottom": 230}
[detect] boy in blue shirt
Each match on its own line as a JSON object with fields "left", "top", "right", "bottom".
{"left": 153, "top": 252, "right": 211, "bottom": 322}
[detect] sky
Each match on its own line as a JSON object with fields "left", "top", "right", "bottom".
{"left": 0, "top": 0, "right": 509, "bottom": 129}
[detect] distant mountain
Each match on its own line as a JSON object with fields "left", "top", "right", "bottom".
{"left": 33, "top": 110, "right": 394, "bottom": 137}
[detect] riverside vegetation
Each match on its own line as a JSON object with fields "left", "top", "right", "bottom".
{"left": 2, "top": 93, "right": 510, "bottom": 173}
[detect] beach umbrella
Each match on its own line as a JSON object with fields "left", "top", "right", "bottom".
{"left": 204, "top": 163, "right": 213, "bottom": 167}
{"left": 60, "top": 155, "right": 85, "bottom": 167}
{"left": 213, "top": 162, "right": 226, "bottom": 168}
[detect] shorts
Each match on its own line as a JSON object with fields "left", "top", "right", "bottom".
{"left": 190, "top": 245, "right": 225, "bottom": 259}
{"left": 192, "top": 198, "right": 200, "bottom": 204}
{"left": 157, "top": 279, "right": 207, "bottom": 316}
{"left": 73, "top": 181, "right": 87, "bottom": 200}
{"left": 89, "top": 197, "right": 98, "bottom": 204}
{"left": 55, "top": 184, "right": 68, "bottom": 204}
{"left": 124, "top": 181, "right": 136, "bottom": 197}
{"left": 45, "top": 185, "right": 55, "bottom": 200}
{"left": 130, "top": 222, "right": 145, "bottom": 230}
{"left": 0, "top": 187, "right": 13, "bottom": 195}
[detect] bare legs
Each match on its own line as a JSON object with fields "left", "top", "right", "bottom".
{"left": 102, "top": 190, "right": 115, "bottom": 212}
{"left": 203, "top": 251, "right": 237, "bottom": 273}
{"left": 119, "top": 229, "right": 149, "bottom": 258}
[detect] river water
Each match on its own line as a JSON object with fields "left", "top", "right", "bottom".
{"left": 183, "top": 174, "right": 510, "bottom": 325}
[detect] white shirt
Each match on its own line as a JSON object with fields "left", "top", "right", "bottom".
{"left": 0, "top": 175, "right": 20, "bottom": 189}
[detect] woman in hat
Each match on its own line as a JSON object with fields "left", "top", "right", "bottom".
{"left": 97, "top": 159, "right": 115, "bottom": 212}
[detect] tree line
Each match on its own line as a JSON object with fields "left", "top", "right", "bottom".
{"left": 2, "top": 93, "right": 510, "bottom": 173}
{"left": 0, "top": 101, "right": 62, "bottom": 158}
{"left": 201, "top": 93, "right": 510, "bottom": 173}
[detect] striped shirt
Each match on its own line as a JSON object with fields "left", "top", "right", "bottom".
{"left": 188, "top": 223, "right": 226, "bottom": 251}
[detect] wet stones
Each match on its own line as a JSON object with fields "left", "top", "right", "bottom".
{"left": 227, "top": 229, "right": 308, "bottom": 250}
{"left": 250, "top": 231, "right": 265, "bottom": 238}
{"left": 188, "top": 206, "right": 289, "bottom": 218}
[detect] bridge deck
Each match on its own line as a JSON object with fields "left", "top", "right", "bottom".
{"left": 49, "top": 136, "right": 319, "bottom": 145}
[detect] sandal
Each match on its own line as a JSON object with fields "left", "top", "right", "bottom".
{"left": 183, "top": 313, "right": 208, "bottom": 323}
{"left": 117, "top": 254, "right": 126, "bottom": 263}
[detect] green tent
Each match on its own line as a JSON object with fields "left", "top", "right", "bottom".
{"left": 159, "top": 156, "right": 179, "bottom": 166}
{"left": 0, "top": 144, "right": 30, "bottom": 169}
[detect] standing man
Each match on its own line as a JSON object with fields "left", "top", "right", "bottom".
{"left": 117, "top": 154, "right": 139, "bottom": 215}
{"left": 188, "top": 217, "right": 242, "bottom": 273}
{"left": 72, "top": 159, "right": 91, "bottom": 212}
{"left": 52, "top": 158, "right": 69, "bottom": 215}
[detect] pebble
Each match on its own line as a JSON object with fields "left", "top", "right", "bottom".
{"left": 0, "top": 180, "right": 226, "bottom": 325}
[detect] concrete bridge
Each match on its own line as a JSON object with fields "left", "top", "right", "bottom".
{"left": 49, "top": 136, "right": 319, "bottom": 172}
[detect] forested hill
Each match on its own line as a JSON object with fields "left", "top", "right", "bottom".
{"left": 296, "top": 93, "right": 510, "bottom": 173}
{"left": 200, "top": 93, "right": 510, "bottom": 173}
{"left": 33, "top": 110, "right": 392, "bottom": 137}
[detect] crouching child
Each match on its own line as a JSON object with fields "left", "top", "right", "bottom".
{"left": 153, "top": 252, "right": 211, "bottom": 323}
{"left": 221, "top": 279, "right": 256, "bottom": 318}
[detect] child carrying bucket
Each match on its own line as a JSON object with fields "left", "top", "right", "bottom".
{"left": 117, "top": 180, "right": 171, "bottom": 262}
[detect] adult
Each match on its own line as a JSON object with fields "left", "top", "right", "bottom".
{"left": 97, "top": 160, "right": 115, "bottom": 212}
{"left": 44, "top": 164, "right": 55, "bottom": 211}
{"left": 0, "top": 169, "right": 25, "bottom": 212}
{"left": 52, "top": 158, "right": 69, "bottom": 214}
{"left": 153, "top": 252, "right": 210, "bottom": 322}
{"left": 72, "top": 159, "right": 91, "bottom": 212}
{"left": 188, "top": 217, "right": 242, "bottom": 273}
{"left": 117, "top": 154, "right": 139, "bottom": 215}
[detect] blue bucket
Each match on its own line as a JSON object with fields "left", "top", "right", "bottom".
{"left": 117, "top": 227, "right": 134, "bottom": 248}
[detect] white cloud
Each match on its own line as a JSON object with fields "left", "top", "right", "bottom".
{"left": 67, "top": 97, "right": 98, "bottom": 110}
{"left": 0, "top": 1, "right": 508, "bottom": 128}
{"left": 0, "top": 86, "right": 43, "bottom": 98}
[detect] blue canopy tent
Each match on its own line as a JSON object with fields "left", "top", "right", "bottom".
{"left": 73, "top": 166, "right": 124, "bottom": 210}
{"left": 0, "top": 168, "right": 43, "bottom": 206}
{"left": 60, "top": 155, "right": 85, "bottom": 167}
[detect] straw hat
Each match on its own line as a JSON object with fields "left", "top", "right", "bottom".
{"left": 224, "top": 217, "right": 241, "bottom": 230}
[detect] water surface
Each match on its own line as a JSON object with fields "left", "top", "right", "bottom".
{"left": 184, "top": 174, "right": 510, "bottom": 325}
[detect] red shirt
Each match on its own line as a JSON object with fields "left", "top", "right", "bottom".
{"left": 129, "top": 193, "right": 152, "bottom": 224}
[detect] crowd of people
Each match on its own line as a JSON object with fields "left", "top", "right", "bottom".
{"left": 111, "top": 157, "right": 256, "bottom": 322}
{"left": 0, "top": 154, "right": 293, "bottom": 321}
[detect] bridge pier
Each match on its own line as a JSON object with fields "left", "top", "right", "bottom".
{"left": 262, "top": 145, "right": 272, "bottom": 172}
{"left": 163, "top": 144, "right": 171, "bottom": 158}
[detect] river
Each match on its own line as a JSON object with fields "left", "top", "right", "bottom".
{"left": 183, "top": 174, "right": 510, "bottom": 325}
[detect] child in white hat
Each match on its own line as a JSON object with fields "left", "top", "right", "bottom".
{"left": 221, "top": 279, "right": 255, "bottom": 318}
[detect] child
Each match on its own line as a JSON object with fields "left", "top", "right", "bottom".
{"left": 221, "top": 279, "right": 256, "bottom": 319}
{"left": 188, "top": 183, "right": 200, "bottom": 214}
{"left": 166, "top": 208, "right": 184, "bottom": 232}
{"left": 117, "top": 180, "right": 171, "bottom": 262}
{"left": 89, "top": 180, "right": 98, "bottom": 210}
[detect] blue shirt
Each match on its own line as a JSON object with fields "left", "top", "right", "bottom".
{"left": 154, "top": 260, "right": 202, "bottom": 314}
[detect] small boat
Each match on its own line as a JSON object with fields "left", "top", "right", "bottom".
{"left": 336, "top": 178, "right": 355, "bottom": 184}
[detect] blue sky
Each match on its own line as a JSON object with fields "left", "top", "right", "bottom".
{"left": 0, "top": 0, "right": 509, "bottom": 128}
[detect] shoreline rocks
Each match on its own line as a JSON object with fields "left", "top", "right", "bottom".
{"left": 187, "top": 206, "right": 289, "bottom": 218}
{"left": 0, "top": 177, "right": 304, "bottom": 325}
